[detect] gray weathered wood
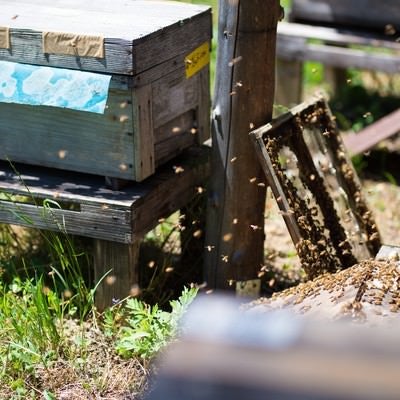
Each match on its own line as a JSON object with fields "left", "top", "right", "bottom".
{"left": 277, "top": 20, "right": 400, "bottom": 107}
{"left": 152, "top": 68, "right": 201, "bottom": 131}
{"left": 343, "top": 108, "right": 400, "bottom": 156}
{"left": 277, "top": 35, "right": 400, "bottom": 74}
{"left": 133, "top": 84, "right": 155, "bottom": 181}
{"left": 0, "top": 0, "right": 211, "bottom": 75}
{"left": 204, "top": 0, "right": 280, "bottom": 290}
{"left": 0, "top": 89, "right": 136, "bottom": 179}
{"left": 0, "top": 59, "right": 209, "bottom": 181}
{"left": 196, "top": 67, "right": 211, "bottom": 145}
{"left": 94, "top": 239, "right": 141, "bottom": 311}
{"left": 0, "top": 146, "right": 210, "bottom": 243}
{"left": 291, "top": 0, "right": 400, "bottom": 31}
{"left": 278, "top": 22, "right": 400, "bottom": 51}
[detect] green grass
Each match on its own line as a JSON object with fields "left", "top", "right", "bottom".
{"left": 0, "top": 193, "right": 198, "bottom": 397}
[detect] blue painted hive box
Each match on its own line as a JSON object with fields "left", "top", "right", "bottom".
{"left": 0, "top": 0, "right": 211, "bottom": 181}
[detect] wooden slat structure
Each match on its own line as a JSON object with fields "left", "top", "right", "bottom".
{"left": 290, "top": 0, "right": 400, "bottom": 32}
{"left": 0, "top": 146, "right": 209, "bottom": 309}
{"left": 250, "top": 96, "right": 381, "bottom": 279}
{"left": 276, "top": 0, "right": 400, "bottom": 107}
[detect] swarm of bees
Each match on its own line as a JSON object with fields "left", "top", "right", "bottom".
{"left": 249, "top": 258, "right": 400, "bottom": 323}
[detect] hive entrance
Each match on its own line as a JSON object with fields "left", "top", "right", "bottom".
{"left": 251, "top": 97, "right": 381, "bottom": 279}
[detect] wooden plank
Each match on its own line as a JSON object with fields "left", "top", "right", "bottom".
{"left": 154, "top": 110, "right": 196, "bottom": 146}
{"left": 152, "top": 67, "right": 201, "bottom": 131}
{"left": 0, "top": 30, "right": 132, "bottom": 76}
{"left": 195, "top": 67, "right": 211, "bottom": 145}
{"left": 0, "top": 161, "right": 139, "bottom": 208}
{"left": 132, "top": 147, "right": 210, "bottom": 238}
{"left": 0, "top": 146, "right": 210, "bottom": 242}
{"left": 133, "top": 13, "right": 212, "bottom": 76}
{"left": 0, "top": 199, "right": 132, "bottom": 242}
{"left": 278, "top": 22, "right": 400, "bottom": 50}
{"left": 0, "top": 1, "right": 211, "bottom": 75}
{"left": 93, "top": 239, "right": 141, "bottom": 310}
{"left": 343, "top": 108, "right": 400, "bottom": 155}
{"left": 0, "top": 89, "right": 136, "bottom": 179}
{"left": 277, "top": 37, "right": 400, "bottom": 74}
{"left": 204, "top": 0, "right": 280, "bottom": 290}
{"left": 154, "top": 133, "right": 197, "bottom": 169}
{"left": 132, "top": 84, "right": 155, "bottom": 181}
{"left": 291, "top": 0, "right": 400, "bottom": 31}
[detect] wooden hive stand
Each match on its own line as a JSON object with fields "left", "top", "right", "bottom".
{"left": 0, "top": 147, "right": 209, "bottom": 310}
{"left": 276, "top": 0, "right": 400, "bottom": 107}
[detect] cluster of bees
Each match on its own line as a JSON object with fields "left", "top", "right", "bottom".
{"left": 251, "top": 258, "right": 400, "bottom": 322}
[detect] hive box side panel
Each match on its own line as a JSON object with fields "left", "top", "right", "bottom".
{"left": 0, "top": 89, "right": 136, "bottom": 179}
{"left": 151, "top": 66, "right": 210, "bottom": 168}
{"left": 133, "top": 12, "right": 212, "bottom": 75}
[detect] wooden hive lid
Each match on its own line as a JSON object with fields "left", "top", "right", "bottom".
{"left": 0, "top": 0, "right": 211, "bottom": 75}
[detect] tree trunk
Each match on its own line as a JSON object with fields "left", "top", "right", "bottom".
{"left": 204, "top": 0, "right": 281, "bottom": 292}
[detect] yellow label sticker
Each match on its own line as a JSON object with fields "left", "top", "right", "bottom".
{"left": 185, "top": 41, "right": 210, "bottom": 79}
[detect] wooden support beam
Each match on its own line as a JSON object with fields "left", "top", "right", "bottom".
{"left": 93, "top": 239, "right": 141, "bottom": 311}
{"left": 204, "top": 0, "right": 280, "bottom": 292}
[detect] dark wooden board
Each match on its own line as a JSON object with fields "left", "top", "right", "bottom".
{"left": 0, "top": 146, "right": 209, "bottom": 243}
{"left": 291, "top": 0, "right": 400, "bottom": 32}
{"left": 277, "top": 23, "right": 400, "bottom": 74}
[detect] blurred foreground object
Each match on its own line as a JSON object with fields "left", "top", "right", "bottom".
{"left": 250, "top": 245, "right": 400, "bottom": 323}
{"left": 146, "top": 295, "right": 400, "bottom": 400}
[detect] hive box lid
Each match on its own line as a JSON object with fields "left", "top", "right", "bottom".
{"left": 0, "top": 0, "right": 211, "bottom": 75}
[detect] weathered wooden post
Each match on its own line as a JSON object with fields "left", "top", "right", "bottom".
{"left": 204, "top": 0, "right": 281, "bottom": 293}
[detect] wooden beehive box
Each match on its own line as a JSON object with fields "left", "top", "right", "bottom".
{"left": 0, "top": 0, "right": 211, "bottom": 181}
